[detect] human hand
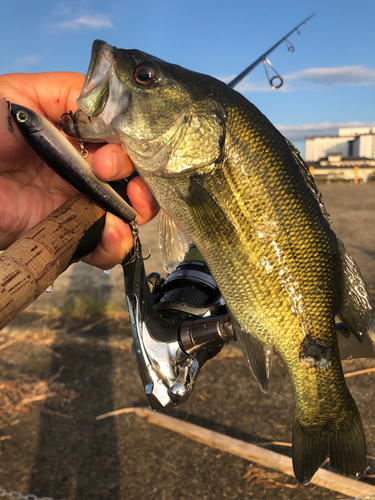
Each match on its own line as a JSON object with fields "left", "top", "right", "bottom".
{"left": 0, "top": 72, "right": 159, "bottom": 269}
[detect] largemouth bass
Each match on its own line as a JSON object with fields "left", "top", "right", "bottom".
{"left": 64, "top": 40, "right": 373, "bottom": 484}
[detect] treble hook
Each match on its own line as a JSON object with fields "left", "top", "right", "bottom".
{"left": 262, "top": 58, "right": 283, "bottom": 89}
{"left": 284, "top": 38, "right": 295, "bottom": 53}
{"left": 3, "top": 98, "right": 13, "bottom": 132}
{"left": 129, "top": 219, "right": 151, "bottom": 261}
{"left": 60, "top": 110, "right": 89, "bottom": 158}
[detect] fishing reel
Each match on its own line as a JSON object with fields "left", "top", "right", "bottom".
{"left": 123, "top": 238, "right": 375, "bottom": 411}
{"left": 122, "top": 241, "right": 235, "bottom": 409}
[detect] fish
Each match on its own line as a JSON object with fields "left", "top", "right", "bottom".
{"left": 64, "top": 40, "right": 373, "bottom": 484}
{"left": 8, "top": 101, "right": 137, "bottom": 223}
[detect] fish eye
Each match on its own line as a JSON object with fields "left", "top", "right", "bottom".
{"left": 16, "top": 110, "right": 28, "bottom": 122}
{"left": 134, "top": 63, "right": 157, "bottom": 86}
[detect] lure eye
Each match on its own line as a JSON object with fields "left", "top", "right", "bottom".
{"left": 134, "top": 64, "right": 157, "bottom": 86}
{"left": 16, "top": 110, "right": 28, "bottom": 122}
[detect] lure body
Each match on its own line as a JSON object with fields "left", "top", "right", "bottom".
{"left": 9, "top": 102, "right": 136, "bottom": 223}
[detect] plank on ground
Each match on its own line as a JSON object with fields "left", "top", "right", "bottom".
{"left": 126, "top": 407, "right": 375, "bottom": 498}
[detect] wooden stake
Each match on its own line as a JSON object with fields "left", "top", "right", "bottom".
{"left": 345, "top": 366, "right": 375, "bottom": 378}
{"left": 354, "top": 165, "right": 359, "bottom": 185}
{"left": 0, "top": 195, "right": 105, "bottom": 330}
{"left": 101, "top": 407, "right": 375, "bottom": 498}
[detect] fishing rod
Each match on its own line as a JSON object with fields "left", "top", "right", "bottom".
{"left": 228, "top": 13, "right": 316, "bottom": 89}
{"left": 0, "top": 17, "right": 318, "bottom": 330}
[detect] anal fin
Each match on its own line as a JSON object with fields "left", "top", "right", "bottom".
{"left": 234, "top": 323, "right": 273, "bottom": 393}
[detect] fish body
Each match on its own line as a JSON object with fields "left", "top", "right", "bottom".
{"left": 9, "top": 102, "right": 137, "bottom": 223}
{"left": 65, "top": 40, "right": 373, "bottom": 484}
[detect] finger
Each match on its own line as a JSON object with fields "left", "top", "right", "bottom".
{"left": 82, "top": 213, "right": 133, "bottom": 269}
{"left": 81, "top": 177, "right": 159, "bottom": 269}
{"left": 0, "top": 73, "right": 100, "bottom": 164}
{"left": 0, "top": 73, "right": 85, "bottom": 123}
{"left": 91, "top": 144, "right": 134, "bottom": 181}
{"left": 127, "top": 176, "right": 159, "bottom": 224}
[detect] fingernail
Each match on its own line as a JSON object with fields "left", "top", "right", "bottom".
{"left": 113, "top": 217, "right": 133, "bottom": 252}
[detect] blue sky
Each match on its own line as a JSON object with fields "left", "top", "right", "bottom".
{"left": 2, "top": 0, "right": 375, "bottom": 156}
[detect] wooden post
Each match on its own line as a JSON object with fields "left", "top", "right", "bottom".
{"left": 354, "top": 165, "right": 359, "bottom": 184}
{"left": 0, "top": 195, "right": 105, "bottom": 330}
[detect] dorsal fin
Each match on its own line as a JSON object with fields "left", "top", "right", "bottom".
{"left": 286, "top": 138, "right": 331, "bottom": 224}
{"left": 157, "top": 208, "right": 191, "bottom": 273}
{"left": 336, "top": 236, "right": 372, "bottom": 341}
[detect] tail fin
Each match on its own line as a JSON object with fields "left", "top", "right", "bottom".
{"left": 292, "top": 407, "right": 366, "bottom": 485}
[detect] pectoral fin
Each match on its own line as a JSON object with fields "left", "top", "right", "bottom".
{"left": 158, "top": 208, "right": 191, "bottom": 273}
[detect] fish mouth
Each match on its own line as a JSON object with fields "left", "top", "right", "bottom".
{"left": 78, "top": 40, "right": 113, "bottom": 118}
{"left": 63, "top": 40, "right": 129, "bottom": 142}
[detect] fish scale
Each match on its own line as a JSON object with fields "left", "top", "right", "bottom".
{"left": 64, "top": 40, "right": 372, "bottom": 485}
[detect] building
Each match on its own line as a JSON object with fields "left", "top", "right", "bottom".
{"left": 305, "top": 126, "right": 375, "bottom": 162}
{"left": 305, "top": 126, "right": 375, "bottom": 182}
{"left": 352, "top": 132, "right": 375, "bottom": 159}
{"left": 307, "top": 153, "right": 375, "bottom": 182}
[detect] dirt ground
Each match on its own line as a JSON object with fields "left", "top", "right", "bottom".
{"left": 0, "top": 183, "right": 374, "bottom": 500}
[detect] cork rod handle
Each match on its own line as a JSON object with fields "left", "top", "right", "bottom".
{"left": 0, "top": 194, "right": 105, "bottom": 330}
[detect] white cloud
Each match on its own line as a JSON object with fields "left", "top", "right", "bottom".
{"left": 15, "top": 54, "right": 43, "bottom": 66}
{"left": 55, "top": 2, "right": 71, "bottom": 16}
{"left": 276, "top": 121, "right": 375, "bottom": 141}
{"left": 12, "top": 53, "right": 44, "bottom": 70}
{"left": 286, "top": 66, "right": 375, "bottom": 87}
{"left": 218, "top": 65, "right": 375, "bottom": 93}
{"left": 56, "top": 14, "right": 113, "bottom": 30}
{"left": 234, "top": 81, "right": 287, "bottom": 93}
{"left": 217, "top": 75, "right": 288, "bottom": 93}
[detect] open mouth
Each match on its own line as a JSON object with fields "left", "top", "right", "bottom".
{"left": 78, "top": 40, "right": 130, "bottom": 127}
{"left": 63, "top": 40, "right": 130, "bottom": 142}
{"left": 77, "top": 40, "right": 114, "bottom": 117}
